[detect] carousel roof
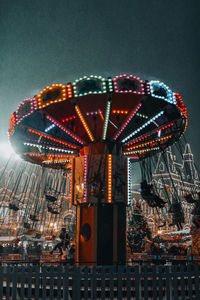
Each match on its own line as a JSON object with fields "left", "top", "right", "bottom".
{"left": 9, "top": 74, "right": 187, "bottom": 167}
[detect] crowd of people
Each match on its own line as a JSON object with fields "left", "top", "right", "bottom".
{"left": 0, "top": 227, "right": 76, "bottom": 265}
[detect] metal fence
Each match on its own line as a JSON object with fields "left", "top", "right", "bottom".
{"left": 0, "top": 264, "right": 200, "bottom": 299}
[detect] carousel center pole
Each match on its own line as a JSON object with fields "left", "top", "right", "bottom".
{"left": 71, "top": 142, "right": 127, "bottom": 265}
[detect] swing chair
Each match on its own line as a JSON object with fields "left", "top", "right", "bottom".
{"left": 8, "top": 200, "right": 20, "bottom": 211}
{"left": 47, "top": 202, "right": 61, "bottom": 215}
{"left": 29, "top": 214, "right": 39, "bottom": 222}
{"left": 23, "top": 222, "right": 31, "bottom": 229}
{"left": 168, "top": 199, "right": 185, "bottom": 230}
{"left": 139, "top": 158, "right": 167, "bottom": 208}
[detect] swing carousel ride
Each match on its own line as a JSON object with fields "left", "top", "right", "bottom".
{"left": 8, "top": 74, "right": 188, "bottom": 264}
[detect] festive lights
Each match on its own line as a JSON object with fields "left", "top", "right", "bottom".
{"left": 86, "top": 110, "right": 102, "bottom": 116}
{"left": 27, "top": 128, "right": 78, "bottom": 149}
{"left": 46, "top": 115, "right": 85, "bottom": 145}
{"left": 107, "top": 154, "right": 112, "bottom": 203}
{"left": 83, "top": 155, "right": 88, "bottom": 203}
{"left": 124, "top": 135, "right": 172, "bottom": 152}
{"left": 122, "top": 111, "right": 164, "bottom": 143}
{"left": 145, "top": 81, "right": 151, "bottom": 95}
{"left": 70, "top": 158, "right": 74, "bottom": 205}
{"left": 62, "top": 115, "right": 77, "bottom": 123}
{"left": 45, "top": 124, "right": 56, "bottom": 132}
{"left": 16, "top": 98, "right": 37, "bottom": 125}
{"left": 66, "top": 83, "right": 73, "bottom": 98}
{"left": 36, "top": 84, "right": 67, "bottom": 109}
{"left": 113, "top": 74, "right": 145, "bottom": 94}
{"left": 107, "top": 77, "right": 114, "bottom": 92}
{"left": 8, "top": 113, "right": 16, "bottom": 140}
{"left": 73, "top": 75, "right": 107, "bottom": 97}
{"left": 136, "top": 113, "right": 149, "bottom": 119}
{"left": 113, "top": 103, "right": 142, "bottom": 141}
{"left": 23, "top": 142, "right": 75, "bottom": 154}
{"left": 43, "top": 158, "right": 72, "bottom": 164}
{"left": 175, "top": 92, "right": 188, "bottom": 133}
{"left": 112, "top": 110, "right": 128, "bottom": 114}
{"left": 24, "top": 153, "right": 75, "bottom": 158}
{"left": 149, "top": 81, "right": 176, "bottom": 104}
{"left": 98, "top": 109, "right": 104, "bottom": 121}
{"left": 127, "top": 158, "right": 131, "bottom": 205}
{"left": 75, "top": 105, "right": 94, "bottom": 142}
{"left": 10, "top": 75, "right": 187, "bottom": 166}
{"left": 125, "top": 123, "right": 174, "bottom": 147}
{"left": 123, "top": 147, "right": 160, "bottom": 155}
{"left": 102, "top": 100, "right": 111, "bottom": 140}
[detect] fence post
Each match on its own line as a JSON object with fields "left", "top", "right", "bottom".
{"left": 134, "top": 265, "right": 140, "bottom": 299}
{"left": 72, "top": 266, "right": 80, "bottom": 300}
{"left": 11, "top": 266, "right": 17, "bottom": 300}
{"left": 91, "top": 266, "right": 97, "bottom": 300}
{"left": 63, "top": 266, "right": 70, "bottom": 300}
{"left": 117, "top": 265, "right": 123, "bottom": 299}
{"left": 34, "top": 265, "right": 40, "bottom": 300}
{"left": 0, "top": 266, "right": 3, "bottom": 300}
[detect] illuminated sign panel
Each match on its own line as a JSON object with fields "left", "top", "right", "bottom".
{"left": 113, "top": 74, "right": 145, "bottom": 94}
{"left": 73, "top": 76, "right": 107, "bottom": 97}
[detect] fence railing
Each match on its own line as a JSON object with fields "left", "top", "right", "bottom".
{"left": 0, "top": 264, "right": 200, "bottom": 299}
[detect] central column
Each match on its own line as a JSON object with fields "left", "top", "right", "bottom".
{"left": 71, "top": 142, "right": 127, "bottom": 265}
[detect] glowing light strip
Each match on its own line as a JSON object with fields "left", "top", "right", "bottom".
{"left": 70, "top": 159, "right": 74, "bottom": 205}
{"left": 62, "top": 115, "right": 76, "bottom": 122}
{"left": 27, "top": 128, "right": 77, "bottom": 149}
{"left": 23, "top": 142, "right": 75, "bottom": 153}
{"left": 109, "top": 120, "right": 118, "bottom": 129}
{"left": 108, "top": 78, "right": 114, "bottom": 92}
{"left": 175, "top": 92, "right": 188, "bottom": 134}
{"left": 83, "top": 155, "right": 88, "bottom": 203}
{"left": 125, "top": 122, "right": 174, "bottom": 147}
{"left": 24, "top": 153, "right": 75, "bottom": 159}
{"left": 113, "top": 103, "right": 142, "bottom": 140}
{"left": 16, "top": 98, "right": 37, "bottom": 125}
{"left": 102, "top": 101, "right": 111, "bottom": 140}
{"left": 149, "top": 81, "right": 176, "bottom": 104}
{"left": 67, "top": 83, "right": 73, "bottom": 98}
{"left": 46, "top": 115, "right": 85, "bottom": 145}
{"left": 113, "top": 74, "right": 145, "bottom": 94}
{"left": 136, "top": 113, "right": 148, "bottom": 119}
{"left": 107, "top": 154, "right": 112, "bottom": 203}
{"left": 112, "top": 110, "right": 128, "bottom": 114}
{"left": 121, "top": 111, "right": 164, "bottom": 143}
{"left": 123, "top": 147, "right": 160, "bottom": 155}
{"left": 8, "top": 113, "right": 16, "bottom": 139}
{"left": 86, "top": 110, "right": 102, "bottom": 116}
{"left": 75, "top": 105, "right": 94, "bottom": 142}
{"left": 98, "top": 109, "right": 104, "bottom": 121}
{"left": 43, "top": 159, "right": 71, "bottom": 164}
{"left": 45, "top": 124, "right": 56, "bottom": 132}
{"left": 124, "top": 135, "right": 172, "bottom": 151}
{"left": 127, "top": 158, "right": 131, "bottom": 205}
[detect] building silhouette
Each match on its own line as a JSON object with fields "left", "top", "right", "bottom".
{"left": 130, "top": 143, "right": 200, "bottom": 236}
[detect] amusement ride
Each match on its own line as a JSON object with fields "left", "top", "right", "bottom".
{"left": 6, "top": 73, "right": 191, "bottom": 264}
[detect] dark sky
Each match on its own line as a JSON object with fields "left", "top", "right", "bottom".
{"left": 1, "top": 0, "right": 200, "bottom": 161}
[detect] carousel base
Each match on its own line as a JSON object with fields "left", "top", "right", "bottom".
{"left": 75, "top": 202, "right": 126, "bottom": 265}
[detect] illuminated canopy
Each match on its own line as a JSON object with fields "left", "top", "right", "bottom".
{"left": 9, "top": 74, "right": 187, "bottom": 167}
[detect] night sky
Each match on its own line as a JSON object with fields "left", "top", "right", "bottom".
{"left": 1, "top": 0, "right": 200, "bottom": 162}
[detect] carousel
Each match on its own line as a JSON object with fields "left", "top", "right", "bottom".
{"left": 7, "top": 74, "right": 189, "bottom": 264}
